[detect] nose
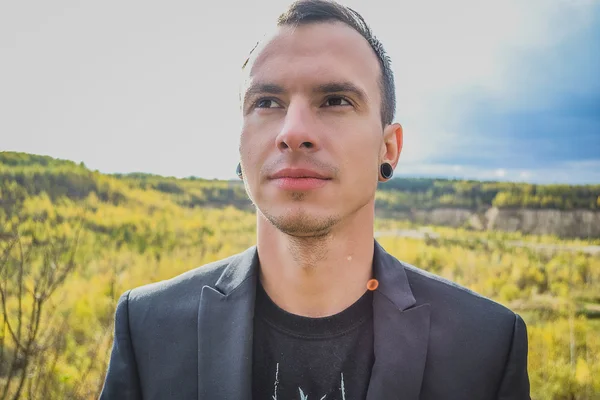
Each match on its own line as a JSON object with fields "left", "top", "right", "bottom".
{"left": 275, "top": 101, "right": 320, "bottom": 153}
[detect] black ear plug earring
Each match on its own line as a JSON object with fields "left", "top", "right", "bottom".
{"left": 380, "top": 162, "right": 393, "bottom": 180}
{"left": 236, "top": 163, "right": 243, "bottom": 179}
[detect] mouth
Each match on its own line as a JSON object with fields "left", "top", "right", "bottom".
{"left": 269, "top": 168, "right": 331, "bottom": 180}
{"left": 268, "top": 168, "right": 332, "bottom": 190}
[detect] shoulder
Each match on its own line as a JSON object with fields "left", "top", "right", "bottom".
{"left": 398, "top": 260, "right": 525, "bottom": 373}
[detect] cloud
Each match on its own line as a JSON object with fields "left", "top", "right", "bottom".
{"left": 376, "top": 0, "right": 600, "bottom": 180}
{"left": 397, "top": 160, "right": 600, "bottom": 184}
{"left": 1, "top": 0, "right": 597, "bottom": 183}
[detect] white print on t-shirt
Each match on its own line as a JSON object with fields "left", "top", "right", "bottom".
{"left": 271, "top": 363, "right": 347, "bottom": 400}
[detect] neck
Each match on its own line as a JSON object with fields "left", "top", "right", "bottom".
{"left": 256, "top": 202, "right": 375, "bottom": 318}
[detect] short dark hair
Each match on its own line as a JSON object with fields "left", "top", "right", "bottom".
{"left": 244, "top": 0, "right": 396, "bottom": 126}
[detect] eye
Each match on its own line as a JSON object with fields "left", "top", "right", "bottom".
{"left": 323, "top": 96, "right": 351, "bottom": 107}
{"left": 256, "top": 99, "right": 282, "bottom": 109}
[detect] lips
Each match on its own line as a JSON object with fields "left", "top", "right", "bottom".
{"left": 269, "top": 168, "right": 330, "bottom": 180}
{"left": 268, "top": 168, "right": 331, "bottom": 190}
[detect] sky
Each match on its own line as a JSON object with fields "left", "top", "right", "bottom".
{"left": 1, "top": 0, "right": 599, "bottom": 184}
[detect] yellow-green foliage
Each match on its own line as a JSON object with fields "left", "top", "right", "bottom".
{"left": 0, "top": 152, "right": 599, "bottom": 399}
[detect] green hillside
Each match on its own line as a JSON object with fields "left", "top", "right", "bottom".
{"left": 0, "top": 151, "right": 599, "bottom": 399}
{"left": 378, "top": 177, "right": 600, "bottom": 211}
{"left": 3, "top": 151, "right": 599, "bottom": 215}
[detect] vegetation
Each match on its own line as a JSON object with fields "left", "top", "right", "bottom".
{"left": 377, "top": 178, "right": 600, "bottom": 212}
{"left": 0, "top": 151, "right": 599, "bottom": 399}
{"left": 3, "top": 151, "right": 599, "bottom": 214}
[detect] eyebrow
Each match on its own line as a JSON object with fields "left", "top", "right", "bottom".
{"left": 243, "top": 81, "right": 368, "bottom": 109}
{"left": 243, "top": 83, "right": 285, "bottom": 109}
{"left": 313, "top": 82, "right": 367, "bottom": 103}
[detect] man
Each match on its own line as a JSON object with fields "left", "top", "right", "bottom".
{"left": 101, "top": 1, "right": 530, "bottom": 399}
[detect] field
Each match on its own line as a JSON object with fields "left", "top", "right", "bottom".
{"left": 0, "top": 152, "right": 599, "bottom": 399}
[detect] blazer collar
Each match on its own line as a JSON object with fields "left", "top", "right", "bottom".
{"left": 372, "top": 240, "right": 416, "bottom": 310}
{"left": 367, "top": 241, "right": 431, "bottom": 400}
{"left": 214, "top": 245, "right": 259, "bottom": 296}
{"left": 210, "top": 241, "right": 416, "bottom": 304}
{"left": 197, "top": 242, "right": 430, "bottom": 400}
{"left": 197, "top": 246, "right": 259, "bottom": 400}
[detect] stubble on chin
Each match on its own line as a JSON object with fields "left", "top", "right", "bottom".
{"left": 290, "top": 191, "right": 307, "bottom": 201}
{"left": 262, "top": 209, "right": 338, "bottom": 267}
{"left": 263, "top": 207, "right": 339, "bottom": 238}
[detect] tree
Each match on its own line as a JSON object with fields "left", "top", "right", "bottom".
{"left": 0, "top": 217, "right": 83, "bottom": 400}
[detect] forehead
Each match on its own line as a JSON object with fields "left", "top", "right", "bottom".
{"left": 244, "top": 22, "right": 381, "bottom": 99}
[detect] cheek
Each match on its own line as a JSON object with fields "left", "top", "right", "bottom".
{"left": 335, "top": 128, "right": 381, "bottom": 173}
{"left": 240, "top": 120, "right": 277, "bottom": 182}
{"left": 240, "top": 123, "right": 264, "bottom": 162}
{"left": 239, "top": 128, "right": 252, "bottom": 160}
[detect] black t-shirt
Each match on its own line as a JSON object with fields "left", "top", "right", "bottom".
{"left": 252, "top": 281, "right": 374, "bottom": 400}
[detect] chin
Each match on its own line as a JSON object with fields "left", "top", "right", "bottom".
{"left": 260, "top": 206, "right": 340, "bottom": 237}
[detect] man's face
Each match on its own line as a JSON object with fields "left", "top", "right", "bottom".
{"left": 240, "top": 22, "right": 397, "bottom": 237}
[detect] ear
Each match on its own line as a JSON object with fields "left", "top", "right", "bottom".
{"left": 380, "top": 122, "right": 403, "bottom": 168}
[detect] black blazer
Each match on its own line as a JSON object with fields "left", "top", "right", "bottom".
{"left": 100, "top": 242, "right": 530, "bottom": 399}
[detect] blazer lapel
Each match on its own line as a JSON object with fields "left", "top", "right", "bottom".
{"left": 196, "top": 242, "right": 430, "bottom": 399}
{"left": 366, "top": 242, "right": 431, "bottom": 400}
{"left": 197, "top": 247, "right": 259, "bottom": 400}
